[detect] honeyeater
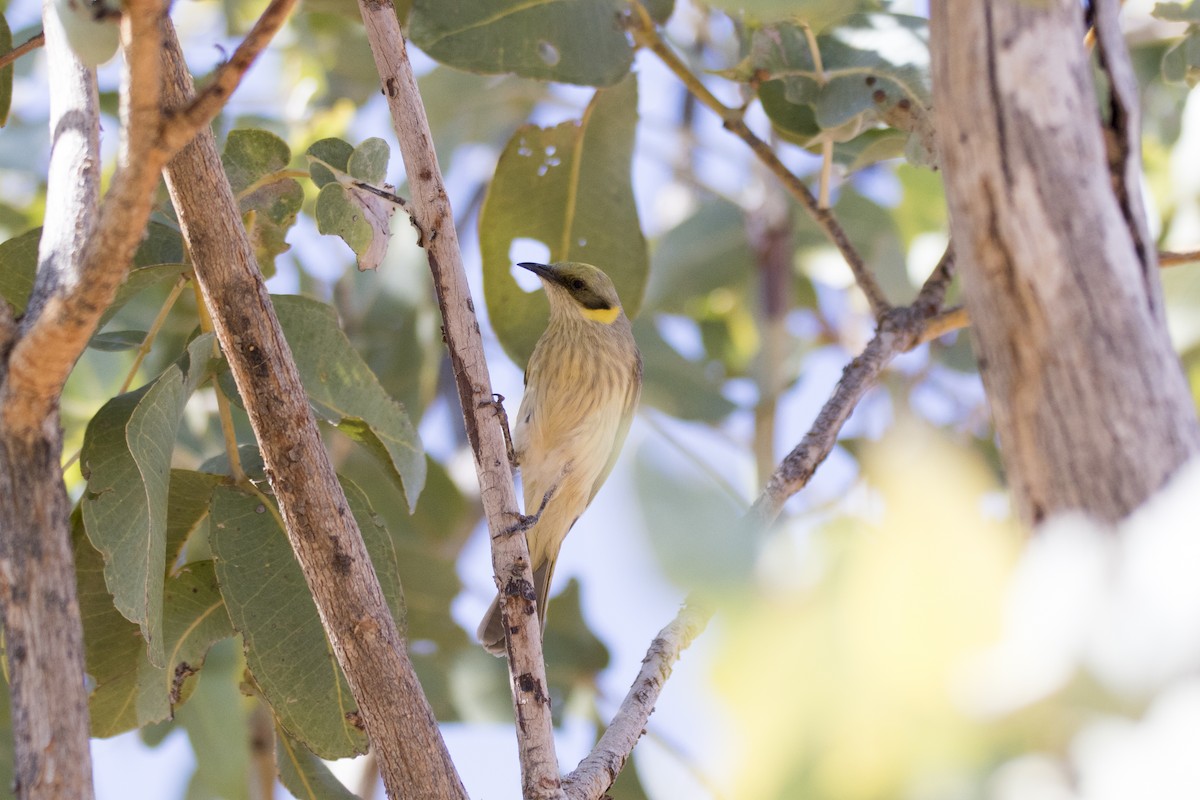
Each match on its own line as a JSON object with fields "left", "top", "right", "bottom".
{"left": 478, "top": 261, "right": 642, "bottom": 656}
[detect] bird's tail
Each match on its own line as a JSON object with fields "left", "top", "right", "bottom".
{"left": 477, "top": 560, "right": 554, "bottom": 657}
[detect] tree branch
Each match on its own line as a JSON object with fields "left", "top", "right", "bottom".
{"left": 629, "top": 2, "right": 891, "bottom": 321}
{"left": 562, "top": 600, "right": 713, "bottom": 799}
{"left": 157, "top": 0, "right": 296, "bottom": 153}
{"left": 0, "top": 4, "right": 100, "bottom": 798}
{"left": 356, "top": 2, "right": 563, "bottom": 797}
{"left": 0, "top": 31, "right": 44, "bottom": 71}
{"left": 157, "top": 18, "right": 468, "bottom": 799}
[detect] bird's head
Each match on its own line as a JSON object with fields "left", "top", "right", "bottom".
{"left": 517, "top": 262, "right": 624, "bottom": 324}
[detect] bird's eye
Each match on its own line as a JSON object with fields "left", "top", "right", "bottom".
{"left": 571, "top": 279, "right": 585, "bottom": 290}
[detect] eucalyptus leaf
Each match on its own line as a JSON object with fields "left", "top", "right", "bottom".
{"left": 0, "top": 14, "right": 13, "bottom": 127}
{"left": 276, "top": 726, "right": 360, "bottom": 800}
{"left": 480, "top": 75, "right": 648, "bottom": 365}
{"left": 80, "top": 335, "right": 216, "bottom": 669}
{"left": 210, "top": 478, "right": 404, "bottom": 759}
{"left": 222, "top": 129, "right": 303, "bottom": 274}
{"left": 634, "top": 318, "right": 736, "bottom": 422}
{"left": 273, "top": 294, "right": 425, "bottom": 509}
{"left": 410, "top": 0, "right": 633, "bottom": 86}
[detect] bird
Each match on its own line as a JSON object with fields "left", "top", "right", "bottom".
{"left": 478, "top": 261, "right": 642, "bottom": 656}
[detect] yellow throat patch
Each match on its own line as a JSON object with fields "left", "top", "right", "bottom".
{"left": 580, "top": 305, "right": 621, "bottom": 324}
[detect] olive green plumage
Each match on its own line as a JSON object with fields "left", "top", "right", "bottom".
{"left": 478, "top": 262, "right": 642, "bottom": 656}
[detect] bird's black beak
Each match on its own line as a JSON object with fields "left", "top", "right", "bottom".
{"left": 516, "top": 262, "right": 556, "bottom": 283}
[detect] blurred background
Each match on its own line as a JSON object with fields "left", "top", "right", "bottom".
{"left": 3, "top": 0, "right": 1200, "bottom": 797}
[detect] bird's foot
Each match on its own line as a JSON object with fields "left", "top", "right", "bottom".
{"left": 498, "top": 483, "right": 558, "bottom": 536}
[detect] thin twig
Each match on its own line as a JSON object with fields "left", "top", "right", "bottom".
{"left": 118, "top": 273, "right": 189, "bottom": 394}
{"left": 562, "top": 600, "right": 713, "bottom": 799}
{"left": 629, "top": 2, "right": 891, "bottom": 320}
{"left": 158, "top": 0, "right": 299, "bottom": 153}
{"left": 1160, "top": 250, "right": 1200, "bottom": 267}
{"left": 0, "top": 30, "right": 44, "bottom": 71}
{"left": 917, "top": 306, "right": 969, "bottom": 345}
{"left": 192, "top": 279, "right": 245, "bottom": 483}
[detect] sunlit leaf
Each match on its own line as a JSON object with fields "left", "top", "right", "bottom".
{"left": 273, "top": 294, "right": 425, "bottom": 510}
{"left": 713, "top": 422, "right": 1017, "bottom": 800}
{"left": 309, "top": 137, "right": 397, "bottom": 271}
{"left": 480, "top": 75, "right": 648, "bottom": 364}
{"left": 210, "top": 477, "right": 403, "bottom": 759}
{"left": 410, "top": 0, "right": 634, "bottom": 86}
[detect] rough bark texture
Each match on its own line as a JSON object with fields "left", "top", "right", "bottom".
{"left": 357, "top": 2, "right": 564, "bottom": 797}
{"left": 0, "top": 5, "right": 101, "bottom": 798}
{"left": 0, "top": 437, "right": 94, "bottom": 800}
{"left": 931, "top": 0, "right": 1200, "bottom": 524}
{"left": 158, "top": 23, "right": 467, "bottom": 800}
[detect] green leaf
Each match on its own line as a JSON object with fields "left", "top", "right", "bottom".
{"left": 76, "top": 513, "right": 169, "bottom": 737}
{"left": 0, "top": 14, "right": 12, "bottom": 127}
{"left": 1162, "top": 29, "right": 1200, "bottom": 86}
{"left": 707, "top": 0, "right": 880, "bottom": 26}
{"left": 80, "top": 335, "right": 216, "bottom": 669}
{"left": 98, "top": 263, "right": 190, "bottom": 329}
{"left": 276, "top": 726, "right": 359, "bottom": 800}
{"left": 274, "top": 294, "right": 425, "bottom": 510}
{"left": 210, "top": 478, "right": 404, "bottom": 759}
{"left": 81, "top": 370, "right": 185, "bottom": 668}
{"left": 309, "top": 137, "right": 396, "bottom": 271}
{"left": 480, "top": 74, "right": 648, "bottom": 365}
{"left": 160, "top": 561, "right": 235, "bottom": 708}
{"left": 174, "top": 638, "right": 252, "bottom": 800}
{"left": 347, "top": 137, "right": 389, "bottom": 184}
{"left": 633, "top": 443, "right": 751, "bottom": 592}
{"left": 222, "top": 129, "right": 304, "bottom": 275}
{"left": 1153, "top": 2, "right": 1200, "bottom": 22}
{"left": 165, "top": 469, "right": 223, "bottom": 568}
{"left": 751, "top": 14, "right": 935, "bottom": 165}
{"left": 314, "top": 182, "right": 396, "bottom": 271}
{"left": 306, "top": 138, "right": 354, "bottom": 189}
{"left": 0, "top": 223, "right": 184, "bottom": 317}
{"left": 0, "top": 228, "right": 38, "bottom": 313}
{"left": 89, "top": 329, "right": 147, "bottom": 352}
{"left": 634, "top": 318, "right": 736, "bottom": 422}
{"left": 643, "top": 200, "right": 755, "bottom": 314}
{"left": 419, "top": 68, "right": 546, "bottom": 166}
{"left": 410, "top": 0, "right": 633, "bottom": 86}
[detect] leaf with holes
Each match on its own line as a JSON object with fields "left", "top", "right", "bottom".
{"left": 479, "top": 74, "right": 647, "bottom": 365}
{"left": 749, "top": 13, "right": 935, "bottom": 167}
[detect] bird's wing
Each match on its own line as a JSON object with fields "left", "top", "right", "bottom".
{"left": 587, "top": 352, "right": 642, "bottom": 505}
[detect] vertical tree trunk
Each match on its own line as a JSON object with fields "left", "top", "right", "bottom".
{"left": 930, "top": 0, "right": 1200, "bottom": 523}
{"left": 0, "top": 5, "right": 98, "bottom": 797}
